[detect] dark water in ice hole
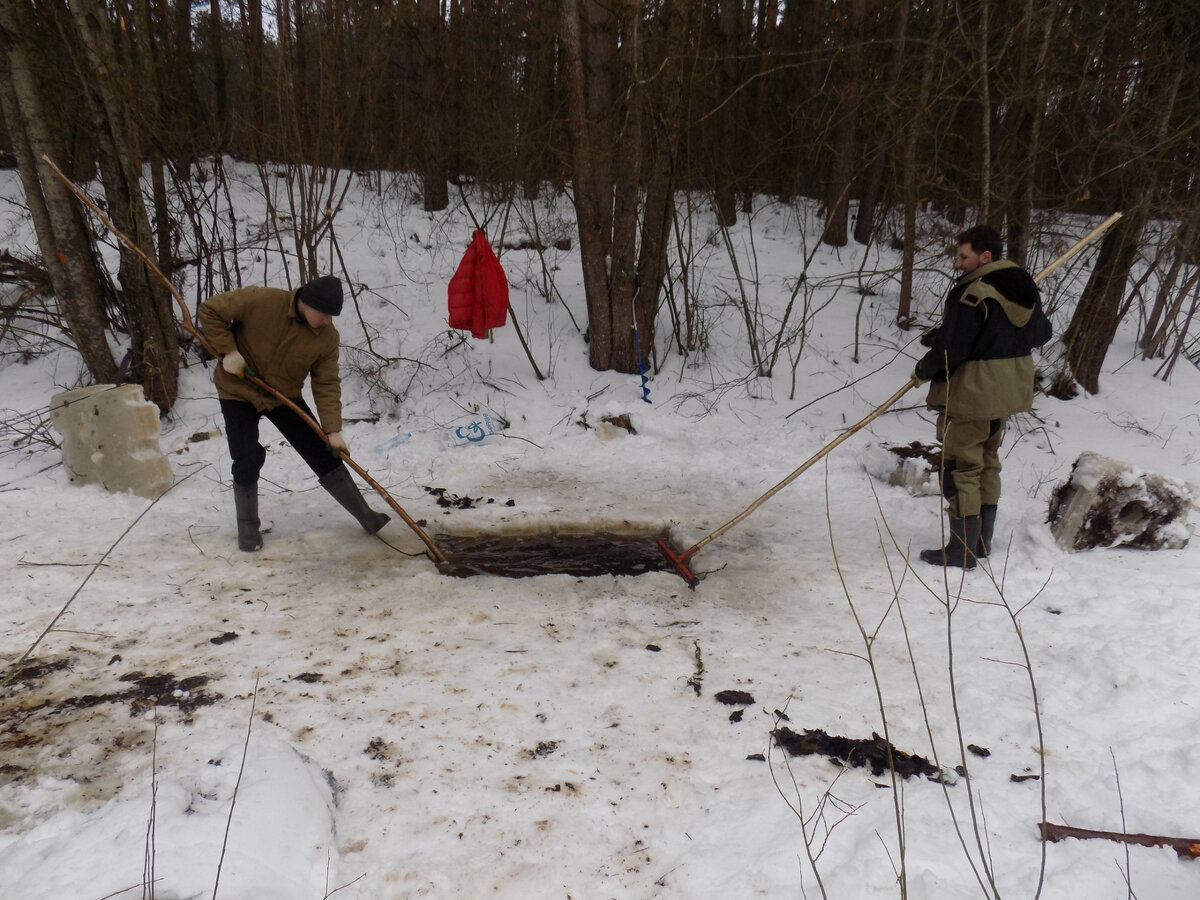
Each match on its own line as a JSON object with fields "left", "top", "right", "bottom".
{"left": 436, "top": 532, "right": 675, "bottom": 578}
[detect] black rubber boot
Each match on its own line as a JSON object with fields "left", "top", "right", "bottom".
{"left": 977, "top": 504, "right": 998, "bottom": 558}
{"left": 919, "top": 515, "right": 981, "bottom": 569}
{"left": 319, "top": 467, "right": 390, "bottom": 534}
{"left": 233, "top": 483, "right": 263, "bottom": 552}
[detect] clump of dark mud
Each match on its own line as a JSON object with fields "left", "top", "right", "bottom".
{"left": 66, "top": 671, "right": 219, "bottom": 717}
{"left": 715, "top": 690, "right": 755, "bottom": 706}
{"left": 773, "top": 726, "right": 950, "bottom": 781}
{"left": 2, "top": 659, "right": 221, "bottom": 729}
{"left": 4, "top": 657, "right": 72, "bottom": 686}
{"left": 424, "top": 486, "right": 515, "bottom": 510}
{"left": 887, "top": 440, "right": 940, "bottom": 467}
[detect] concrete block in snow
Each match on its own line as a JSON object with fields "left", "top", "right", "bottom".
{"left": 49, "top": 384, "right": 172, "bottom": 498}
{"left": 1047, "top": 451, "right": 1196, "bottom": 552}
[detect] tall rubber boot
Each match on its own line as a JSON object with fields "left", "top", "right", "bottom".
{"left": 233, "top": 483, "right": 263, "bottom": 552}
{"left": 977, "top": 504, "right": 998, "bottom": 558}
{"left": 319, "top": 467, "right": 390, "bottom": 534}
{"left": 919, "top": 515, "right": 981, "bottom": 570}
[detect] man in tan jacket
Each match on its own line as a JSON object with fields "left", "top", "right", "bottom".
{"left": 199, "top": 276, "right": 389, "bottom": 551}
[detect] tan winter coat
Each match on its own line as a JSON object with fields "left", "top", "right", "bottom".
{"left": 198, "top": 286, "right": 343, "bottom": 433}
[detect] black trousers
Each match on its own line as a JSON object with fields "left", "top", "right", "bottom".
{"left": 220, "top": 398, "right": 343, "bottom": 486}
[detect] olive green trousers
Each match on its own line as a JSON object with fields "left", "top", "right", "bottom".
{"left": 936, "top": 413, "right": 1006, "bottom": 518}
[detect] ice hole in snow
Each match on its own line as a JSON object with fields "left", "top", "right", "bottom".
{"left": 435, "top": 529, "right": 677, "bottom": 578}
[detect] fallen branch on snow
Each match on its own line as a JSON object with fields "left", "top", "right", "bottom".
{"left": 1039, "top": 821, "right": 1200, "bottom": 859}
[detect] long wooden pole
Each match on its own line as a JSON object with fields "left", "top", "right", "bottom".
{"left": 675, "top": 210, "right": 1126, "bottom": 567}
{"left": 1032, "top": 211, "right": 1123, "bottom": 286}
{"left": 43, "top": 155, "right": 447, "bottom": 563}
{"left": 679, "top": 376, "right": 920, "bottom": 563}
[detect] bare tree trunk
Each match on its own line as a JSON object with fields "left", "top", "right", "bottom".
{"left": 562, "top": 0, "right": 673, "bottom": 375}
{"left": 897, "top": 0, "right": 947, "bottom": 325}
{"left": 169, "top": 0, "right": 202, "bottom": 156}
{"left": 1060, "top": 27, "right": 1184, "bottom": 395}
{"left": 561, "top": 0, "right": 614, "bottom": 370}
{"left": 606, "top": 0, "right": 642, "bottom": 374}
{"left": 988, "top": 0, "right": 1058, "bottom": 265}
{"left": 516, "top": 1, "right": 560, "bottom": 199}
{"left": 712, "top": 0, "right": 739, "bottom": 227}
{"left": 1143, "top": 215, "right": 1200, "bottom": 358}
{"left": 417, "top": 0, "right": 448, "bottom": 211}
{"left": 582, "top": 0, "right": 615, "bottom": 243}
{"left": 635, "top": 2, "right": 688, "bottom": 364}
{"left": 1062, "top": 213, "right": 1146, "bottom": 393}
{"left": 751, "top": 0, "right": 778, "bottom": 202}
{"left": 1155, "top": 274, "right": 1200, "bottom": 382}
{"left": 0, "top": 1, "right": 119, "bottom": 385}
{"left": 69, "top": 0, "right": 179, "bottom": 410}
{"left": 977, "top": 0, "right": 992, "bottom": 221}
{"left": 207, "top": 0, "right": 228, "bottom": 149}
{"left": 820, "top": 0, "right": 864, "bottom": 247}
{"left": 290, "top": 0, "right": 310, "bottom": 152}
{"left": 130, "top": 1, "right": 173, "bottom": 276}
{"left": 235, "top": 0, "right": 265, "bottom": 152}
{"left": 854, "top": 0, "right": 909, "bottom": 246}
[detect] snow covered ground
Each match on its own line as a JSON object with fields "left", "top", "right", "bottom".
{"left": 1, "top": 165, "right": 1198, "bottom": 899}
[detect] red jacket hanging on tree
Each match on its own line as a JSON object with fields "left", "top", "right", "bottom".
{"left": 447, "top": 230, "right": 508, "bottom": 339}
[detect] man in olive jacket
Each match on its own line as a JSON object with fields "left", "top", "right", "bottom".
{"left": 199, "top": 275, "right": 389, "bottom": 551}
{"left": 913, "top": 226, "right": 1052, "bottom": 568}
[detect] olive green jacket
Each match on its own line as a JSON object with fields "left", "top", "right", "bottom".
{"left": 198, "top": 286, "right": 343, "bottom": 433}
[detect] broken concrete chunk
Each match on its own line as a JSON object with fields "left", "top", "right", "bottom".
{"left": 1047, "top": 452, "right": 1196, "bottom": 552}
{"left": 49, "top": 384, "right": 173, "bottom": 498}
